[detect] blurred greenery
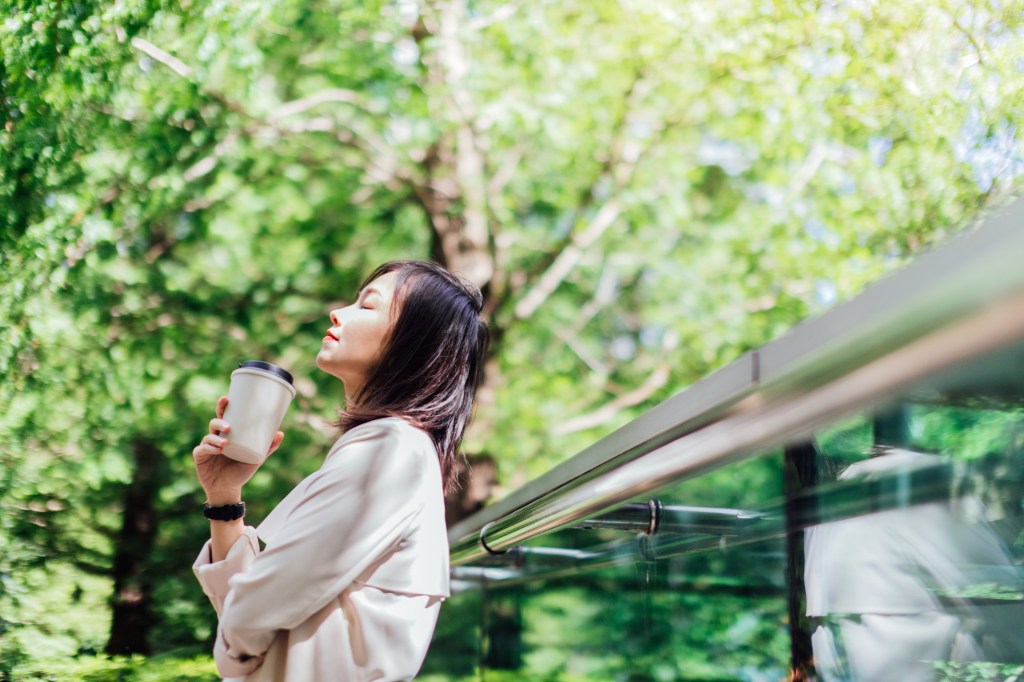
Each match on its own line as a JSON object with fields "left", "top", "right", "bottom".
{"left": 10, "top": 654, "right": 218, "bottom": 682}
{"left": 934, "top": 663, "right": 1024, "bottom": 682}
{"left": 2, "top": 0, "right": 1023, "bottom": 678}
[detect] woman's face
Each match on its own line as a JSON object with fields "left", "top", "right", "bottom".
{"left": 316, "top": 271, "right": 399, "bottom": 397}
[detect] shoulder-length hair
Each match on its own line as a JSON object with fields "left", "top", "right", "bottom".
{"left": 335, "top": 260, "right": 489, "bottom": 494}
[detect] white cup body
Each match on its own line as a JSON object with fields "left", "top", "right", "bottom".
{"left": 222, "top": 367, "right": 296, "bottom": 464}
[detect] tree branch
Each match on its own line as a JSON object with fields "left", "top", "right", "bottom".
{"left": 554, "top": 328, "right": 610, "bottom": 375}
{"left": 509, "top": 73, "right": 652, "bottom": 320}
{"left": 182, "top": 131, "right": 238, "bottom": 182}
{"left": 267, "top": 88, "right": 368, "bottom": 120}
{"left": 568, "top": 262, "right": 618, "bottom": 336}
{"left": 514, "top": 198, "right": 622, "bottom": 320}
{"left": 130, "top": 37, "right": 191, "bottom": 78}
{"left": 130, "top": 38, "right": 414, "bottom": 189}
{"left": 951, "top": 16, "right": 987, "bottom": 66}
{"left": 465, "top": 2, "right": 522, "bottom": 31}
{"left": 553, "top": 363, "right": 671, "bottom": 435}
{"left": 487, "top": 146, "right": 523, "bottom": 200}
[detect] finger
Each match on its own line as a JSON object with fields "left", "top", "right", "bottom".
{"left": 202, "top": 433, "right": 229, "bottom": 448}
{"left": 209, "top": 418, "right": 231, "bottom": 436}
{"left": 216, "top": 396, "right": 229, "bottom": 420}
{"left": 267, "top": 431, "right": 284, "bottom": 456}
{"left": 192, "top": 442, "right": 225, "bottom": 460}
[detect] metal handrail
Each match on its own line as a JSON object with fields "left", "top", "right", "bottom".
{"left": 451, "top": 459, "right": 955, "bottom": 588}
{"left": 449, "top": 198, "right": 1024, "bottom": 567}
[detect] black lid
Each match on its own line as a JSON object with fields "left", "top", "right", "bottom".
{"left": 238, "top": 360, "right": 294, "bottom": 385}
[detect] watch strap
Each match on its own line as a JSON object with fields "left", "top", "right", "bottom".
{"left": 203, "top": 501, "right": 246, "bottom": 521}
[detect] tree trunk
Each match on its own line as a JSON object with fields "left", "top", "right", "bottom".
{"left": 417, "top": 141, "right": 494, "bottom": 295}
{"left": 872, "top": 404, "right": 910, "bottom": 450}
{"left": 482, "top": 585, "right": 524, "bottom": 671}
{"left": 416, "top": 136, "right": 506, "bottom": 443}
{"left": 784, "top": 441, "right": 818, "bottom": 682}
{"left": 106, "top": 437, "right": 164, "bottom": 655}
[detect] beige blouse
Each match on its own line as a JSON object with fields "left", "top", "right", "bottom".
{"left": 193, "top": 418, "right": 450, "bottom": 681}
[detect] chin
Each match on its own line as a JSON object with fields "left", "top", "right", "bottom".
{"left": 314, "top": 353, "right": 334, "bottom": 374}
{"left": 315, "top": 355, "right": 347, "bottom": 383}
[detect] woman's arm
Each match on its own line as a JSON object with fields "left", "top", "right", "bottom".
{"left": 207, "top": 421, "right": 429, "bottom": 674}
{"left": 208, "top": 513, "right": 245, "bottom": 563}
{"left": 193, "top": 396, "right": 283, "bottom": 562}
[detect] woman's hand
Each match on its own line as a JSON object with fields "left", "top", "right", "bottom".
{"left": 193, "top": 396, "right": 284, "bottom": 505}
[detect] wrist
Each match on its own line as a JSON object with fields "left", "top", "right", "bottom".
{"left": 204, "top": 501, "right": 246, "bottom": 521}
{"left": 205, "top": 491, "right": 242, "bottom": 506}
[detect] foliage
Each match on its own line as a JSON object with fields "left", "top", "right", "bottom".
{"left": 935, "top": 663, "right": 1024, "bottom": 682}
{"left": 425, "top": 559, "right": 791, "bottom": 682}
{"left": 8, "top": 654, "right": 217, "bottom": 682}
{"left": 932, "top": 583, "right": 1024, "bottom": 601}
{"left": 2, "top": 0, "right": 1024, "bottom": 675}
{"left": 420, "top": 672, "right": 608, "bottom": 682}
{"left": 912, "top": 406, "right": 1024, "bottom": 462}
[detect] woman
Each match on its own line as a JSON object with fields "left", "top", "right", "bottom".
{"left": 191, "top": 260, "right": 488, "bottom": 681}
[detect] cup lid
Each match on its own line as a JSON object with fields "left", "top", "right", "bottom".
{"left": 238, "top": 360, "right": 294, "bottom": 385}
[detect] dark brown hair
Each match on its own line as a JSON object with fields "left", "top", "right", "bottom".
{"left": 335, "top": 260, "right": 489, "bottom": 494}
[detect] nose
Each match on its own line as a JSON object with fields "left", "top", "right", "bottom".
{"left": 330, "top": 310, "right": 342, "bottom": 326}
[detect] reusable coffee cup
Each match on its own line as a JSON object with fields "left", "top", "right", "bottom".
{"left": 222, "top": 360, "right": 296, "bottom": 465}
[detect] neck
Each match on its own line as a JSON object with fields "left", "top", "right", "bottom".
{"left": 343, "top": 379, "right": 364, "bottom": 410}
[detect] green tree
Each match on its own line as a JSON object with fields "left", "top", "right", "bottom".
{"left": 2, "top": 0, "right": 1022, "bottom": 668}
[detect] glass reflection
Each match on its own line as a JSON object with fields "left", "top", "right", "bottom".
{"left": 806, "top": 403, "right": 1024, "bottom": 681}
{"left": 805, "top": 448, "right": 1023, "bottom": 681}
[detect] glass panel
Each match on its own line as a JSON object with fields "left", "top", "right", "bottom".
{"left": 798, "top": 341, "right": 1024, "bottom": 681}
{"left": 429, "top": 339, "right": 1024, "bottom": 681}
{"left": 804, "top": 415, "right": 1024, "bottom": 680}
{"left": 420, "top": 588, "right": 481, "bottom": 680}
{"left": 425, "top": 453, "right": 793, "bottom": 681}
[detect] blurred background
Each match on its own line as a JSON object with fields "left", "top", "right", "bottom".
{"left": 2, "top": 0, "right": 1023, "bottom": 679}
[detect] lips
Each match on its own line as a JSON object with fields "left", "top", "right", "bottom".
{"left": 324, "top": 329, "right": 339, "bottom": 341}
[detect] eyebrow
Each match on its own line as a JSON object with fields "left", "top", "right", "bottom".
{"left": 358, "top": 287, "right": 383, "bottom": 301}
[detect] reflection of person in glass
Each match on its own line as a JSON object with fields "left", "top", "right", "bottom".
{"left": 191, "top": 261, "right": 488, "bottom": 681}
{"left": 805, "top": 448, "right": 1024, "bottom": 681}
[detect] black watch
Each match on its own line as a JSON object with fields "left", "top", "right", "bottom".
{"left": 203, "top": 501, "right": 246, "bottom": 521}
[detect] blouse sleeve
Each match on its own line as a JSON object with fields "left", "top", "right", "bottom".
{"left": 192, "top": 420, "right": 427, "bottom": 678}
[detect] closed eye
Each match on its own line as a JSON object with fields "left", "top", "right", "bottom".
{"left": 356, "top": 284, "right": 386, "bottom": 311}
